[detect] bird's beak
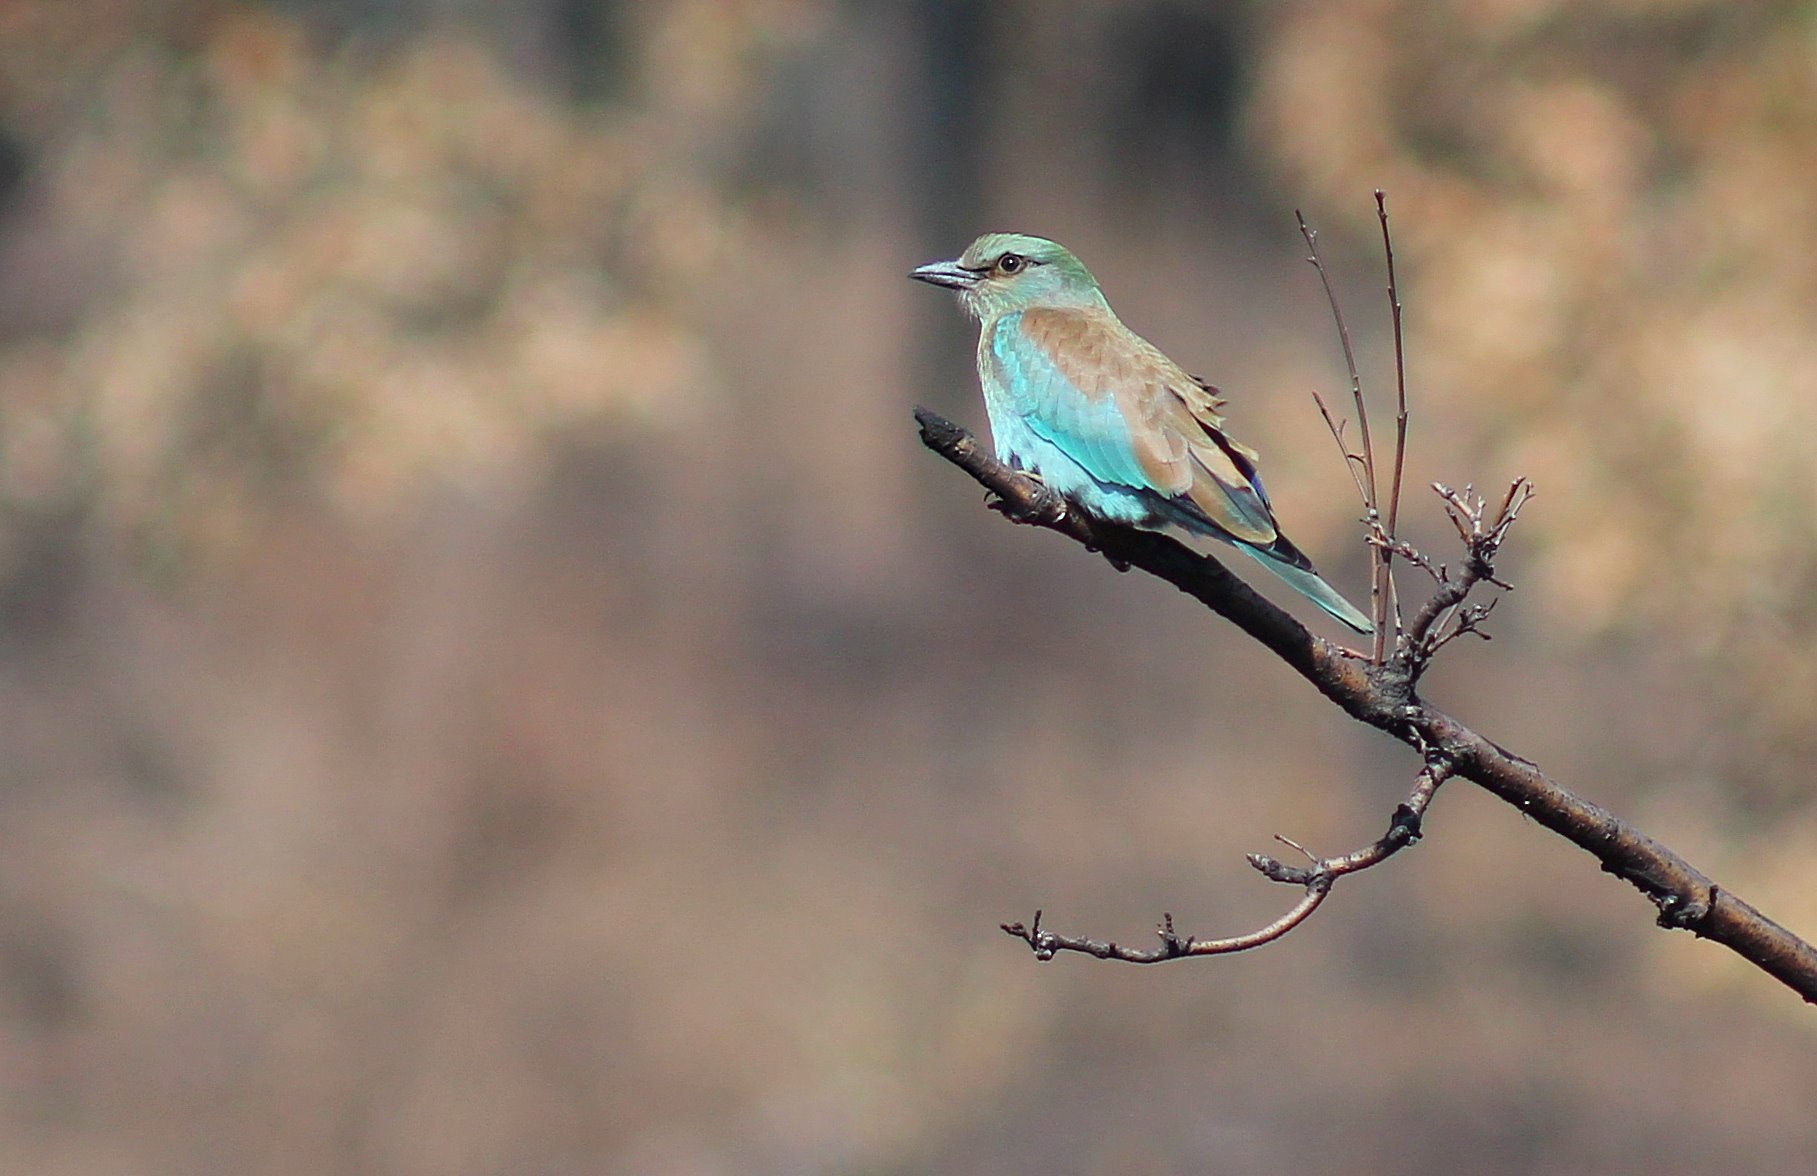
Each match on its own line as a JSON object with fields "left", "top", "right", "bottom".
{"left": 909, "top": 259, "right": 982, "bottom": 290}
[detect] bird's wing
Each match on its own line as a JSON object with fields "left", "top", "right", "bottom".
{"left": 1008, "top": 307, "right": 1278, "bottom": 544}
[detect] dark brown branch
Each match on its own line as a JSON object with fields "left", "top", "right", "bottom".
{"left": 1003, "top": 759, "right": 1453, "bottom": 962}
{"left": 916, "top": 406, "right": 1817, "bottom": 1004}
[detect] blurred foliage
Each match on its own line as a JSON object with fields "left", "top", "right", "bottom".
{"left": 0, "top": 3, "right": 1814, "bottom": 1175}
{"left": 0, "top": 0, "right": 816, "bottom": 566}
{"left": 1252, "top": 0, "right": 1817, "bottom": 809}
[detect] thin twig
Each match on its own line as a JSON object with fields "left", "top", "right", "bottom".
{"left": 1312, "top": 389, "right": 1372, "bottom": 504}
{"left": 1396, "top": 478, "right": 1533, "bottom": 676}
{"left": 1297, "top": 211, "right": 1377, "bottom": 510}
{"left": 1300, "top": 209, "right": 1393, "bottom": 662}
{"left": 1003, "top": 759, "right": 1454, "bottom": 962}
{"left": 1367, "top": 520, "right": 1443, "bottom": 584}
{"left": 1376, "top": 190, "right": 1411, "bottom": 657}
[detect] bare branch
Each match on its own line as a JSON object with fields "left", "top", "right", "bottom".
{"left": 1367, "top": 519, "right": 1443, "bottom": 584}
{"left": 1389, "top": 478, "right": 1534, "bottom": 679}
{"left": 1298, "top": 211, "right": 1376, "bottom": 511}
{"left": 1377, "top": 191, "right": 1411, "bottom": 655}
{"left": 915, "top": 407, "right": 1817, "bottom": 1004}
{"left": 1301, "top": 210, "right": 1396, "bottom": 661}
{"left": 1004, "top": 759, "right": 1452, "bottom": 963}
{"left": 1312, "top": 389, "right": 1372, "bottom": 505}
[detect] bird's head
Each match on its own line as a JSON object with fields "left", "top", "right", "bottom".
{"left": 910, "top": 233, "right": 1105, "bottom": 319}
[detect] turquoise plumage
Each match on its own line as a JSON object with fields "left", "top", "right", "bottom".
{"left": 913, "top": 232, "right": 1372, "bottom": 634}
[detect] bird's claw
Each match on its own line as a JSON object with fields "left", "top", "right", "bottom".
{"left": 988, "top": 472, "right": 1068, "bottom": 526}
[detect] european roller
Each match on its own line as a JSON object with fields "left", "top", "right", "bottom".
{"left": 912, "top": 232, "right": 1372, "bottom": 634}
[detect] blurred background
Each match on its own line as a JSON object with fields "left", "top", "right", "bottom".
{"left": 0, "top": 1, "right": 1815, "bottom": 1172}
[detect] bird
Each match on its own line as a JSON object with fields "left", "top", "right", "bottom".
{"left": 911, "top": 232, "right": 1372, "bottom": 634}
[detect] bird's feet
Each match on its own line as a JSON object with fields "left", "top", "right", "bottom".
{"left": 988, "top": 470, "right": 1069, "bottom": 526}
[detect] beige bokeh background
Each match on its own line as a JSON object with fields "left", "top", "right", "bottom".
{"left": 0, "top": 2, "right": 1814, "bottom": 1173}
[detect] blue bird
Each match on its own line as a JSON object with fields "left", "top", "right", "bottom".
{"left": 913, "top": 232, "right": 1372, "bottom": 634}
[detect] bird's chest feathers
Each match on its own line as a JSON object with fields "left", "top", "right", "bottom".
{"left": 981, "top": 311, "right": 1116, "bottom": 415}
{"left": 975, "top": 309, "right": 1160, "bottom": 502}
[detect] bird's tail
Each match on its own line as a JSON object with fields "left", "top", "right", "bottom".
{"left": 1238, "top": 540, "right": 1374, "bottom": 635}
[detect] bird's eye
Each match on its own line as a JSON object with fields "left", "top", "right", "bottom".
{"left": 996, "top": 253, "right": 1024, "bottom": 275}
